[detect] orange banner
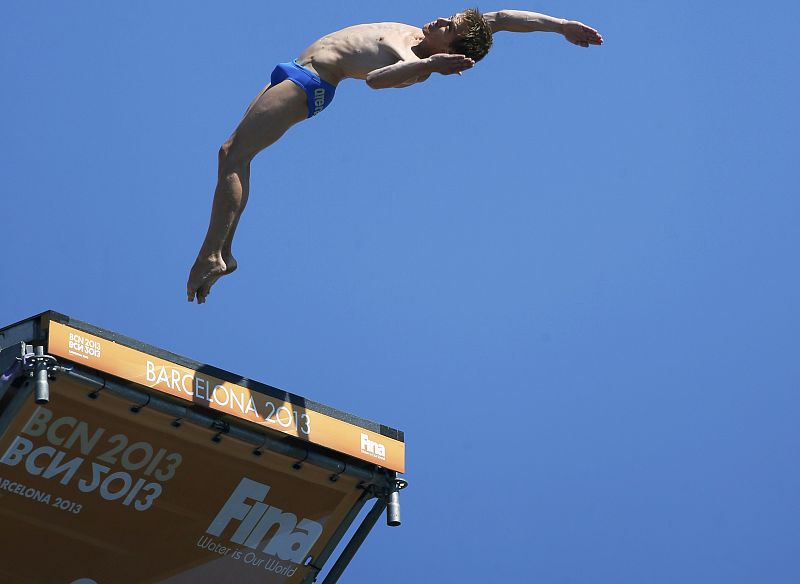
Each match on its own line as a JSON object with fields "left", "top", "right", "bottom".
{"left": 48, "top": 321, "right": 404, "bottom": 472}
{"left": 0, "top": 378, "right": 367, "bottom": 583}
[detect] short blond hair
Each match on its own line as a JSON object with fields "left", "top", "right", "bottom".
{"left": 450, "top": 8, "right": 493, "bottom": 62}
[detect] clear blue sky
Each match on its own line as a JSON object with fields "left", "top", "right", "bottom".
{"left": 3, "top": 1, "right": 799, "bottom": 582}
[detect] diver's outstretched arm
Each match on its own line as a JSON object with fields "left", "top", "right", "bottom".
{"left": 366, "top": 53, "right": 474, "bottom": 89}
{"left": 483, "top": 10, "right": 603, "bottom": 47}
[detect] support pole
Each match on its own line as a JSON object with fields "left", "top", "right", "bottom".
{"left": 386, "top": 476, "right": 408, "bottom": 527}
{"left": 321, "top": 498, "right": 387, "bottom": 584}
{"left": 387, "top": 487, "right": 402, "bottom": 527}
{"left": 32, "top": 346, "right": 50, "bottom": 404}
{"left": 299, "top": 489, "right": 372, "bottom": 584}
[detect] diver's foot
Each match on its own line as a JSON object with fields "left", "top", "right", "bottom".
{"left": 187, "top": 254, "right": 235, "bottom": 304}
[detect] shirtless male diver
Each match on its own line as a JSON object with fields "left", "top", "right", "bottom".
{"left": 187, "top": 8, "right": 603, "bottom": 303}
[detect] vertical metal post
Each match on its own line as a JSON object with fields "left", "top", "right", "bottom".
{"left": 386, "top": 488, "right": 402, "bottom": 527}
{"left": 33, "top": 346, "right": 50, "bottom": 404}
{"left": 386, "top": 476, "right": 407, "bottom": 527}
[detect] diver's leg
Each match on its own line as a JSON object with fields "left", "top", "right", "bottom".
{"left": 188, "top": 80, "right": 308, "bottom": 304}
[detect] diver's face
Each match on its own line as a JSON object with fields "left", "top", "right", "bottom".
{"left": 422, "top": 14, "right": 464, "bottom": 52}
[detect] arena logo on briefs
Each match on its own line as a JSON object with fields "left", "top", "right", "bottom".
{"left": 313, "top": 88, "right": 326, "bottom": 115}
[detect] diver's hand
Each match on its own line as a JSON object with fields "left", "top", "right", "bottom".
{"left": 427, "top": 53, "right": 474, "bottom": 75}
{"left": 563, "top": 21, "right": 603, "bottom": 47}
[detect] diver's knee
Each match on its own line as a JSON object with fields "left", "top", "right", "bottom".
{"left": 218, "top": 141, "right": 234, "bottom": 165}
{"left": 218, "top": 141, "right": 247, "bottom": 172}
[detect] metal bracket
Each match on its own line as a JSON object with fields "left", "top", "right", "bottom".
{"left": 328, "top": 463, "right": 346, "bottom": 483}
{"left": 291, "top": 449, "right": 309, "bottom": 470}
{"left": 251, "top": 434, "right": 270, "bottom": 457}
{"left": 87, "top": 378, "right": 107, "bottom": 400}
{"left": 210, "top": 420, "right": 230, "bottom": 443}
{"left": 129, "top": 393, "right": 151, "bottom": 414}
{"left": 365, "top": 475, "right": 408, "bottom": 527}
{"left": 22, "top": 345, "right": 64, "bottom": 405}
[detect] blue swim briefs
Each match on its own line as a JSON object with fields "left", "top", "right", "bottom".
{"left": 270, "top": 60, "right": 336, "bottom": 118}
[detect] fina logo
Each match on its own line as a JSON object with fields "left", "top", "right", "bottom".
{"left": 207, "top": 478, "right": 322, "bottom": 564}
{"left": 312, "top": 88, "right": 326, "bottom": 116}
{"left": 360, "top": 433, "right": 386, "bottom": 461}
